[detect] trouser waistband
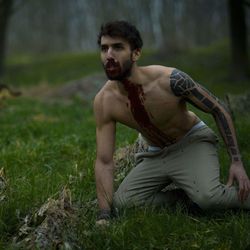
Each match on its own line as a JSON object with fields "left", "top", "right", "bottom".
{"left": 147, "top": 121, "right": 206, "bottom": 152}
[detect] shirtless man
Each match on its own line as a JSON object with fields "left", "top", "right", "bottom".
{"left": 94, "top": 21, "right": 250, "bottom": 224}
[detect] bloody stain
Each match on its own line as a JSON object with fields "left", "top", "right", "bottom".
{"left": 122, "top": 79, "right": 175, "bottom": 147}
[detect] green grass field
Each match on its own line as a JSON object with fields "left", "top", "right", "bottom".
{"left": 1, "top": 41, "right": 250, "bottom": 249}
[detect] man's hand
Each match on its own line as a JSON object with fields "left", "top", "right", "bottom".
{"left": 96, "top": 209, "right": 111, "bottom": 226}
{"left": 96, "top": 219, "right": 110, "bottom": 226}
{"left": 227, "top": 162, "right": 250, "bottom": 203}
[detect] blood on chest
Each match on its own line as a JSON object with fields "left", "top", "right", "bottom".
{"left": 120, "top": 79, "right": 180, "bottom": 146}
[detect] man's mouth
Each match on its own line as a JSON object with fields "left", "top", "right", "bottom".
{"left": 105, "top": 60, "right": 120, "bottom": 70}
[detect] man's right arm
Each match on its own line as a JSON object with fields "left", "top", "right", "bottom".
{"left": 94, "top": 92, "right": 116, "bottom": 222}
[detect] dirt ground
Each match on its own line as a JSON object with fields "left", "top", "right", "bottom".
{"left": 21, "top": 73, "right": 107, "bottom": 103}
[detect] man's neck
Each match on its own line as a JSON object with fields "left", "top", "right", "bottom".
{"left": 122, "top": 65, "right": 143, "bottom": 85}
{"left": 115, "top": 65, "right": 145, "bottom": 96}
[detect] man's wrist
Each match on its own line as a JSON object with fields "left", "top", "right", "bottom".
{"left": 97, "top": 209, "right": 111, "bottom": 220}
{"left": 232, "top": 154, "right": 242, "bottom": 163}
{"left": 97, "top": 206, "right": 118, "bottom": 221}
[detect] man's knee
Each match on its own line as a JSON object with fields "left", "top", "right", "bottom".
{"left": 192, "top": 191, "right": 221, "bottom": 210}
{"left": 113, "top": 191, "right": 125, "bottom": 208}
{"left": 113, "top": 189, "right": 134, "bottom": 209}
{"left": 113, "top": 189, "right": 145, "bottom": 209}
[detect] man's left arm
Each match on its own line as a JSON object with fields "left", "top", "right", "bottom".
{"left": 170, "top": 69, "right": 250, "bottom": 202}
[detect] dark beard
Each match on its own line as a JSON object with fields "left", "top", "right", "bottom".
{"left": 103, "top": 58, "right": 133, "bottom": 81}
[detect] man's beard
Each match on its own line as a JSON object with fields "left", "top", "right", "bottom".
{"left": 103, "top": 57, "right": 133, "bottom": 81}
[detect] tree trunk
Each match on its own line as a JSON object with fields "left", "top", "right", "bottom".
{"left": 228, "top": 0, "right": 249, "bottom": 80}
{"left": 0, "top": 0, "right": 13, "bottom": 78}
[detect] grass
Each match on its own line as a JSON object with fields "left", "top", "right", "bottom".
{"left": 79, "top": 208, "right": 250, "bottom": 250}
{"left": 0, "top": 40, "right": 250, "bottom": 249}
{"left": 3, "top": 52, "right": 102, "bottom": 86}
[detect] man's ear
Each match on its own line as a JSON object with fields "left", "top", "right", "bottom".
{"left": 132, "top": 49, "right": 141, "bottom": 62}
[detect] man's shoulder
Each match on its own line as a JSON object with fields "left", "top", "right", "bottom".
{"left": 142, "top": 65, "right": 176, "bottom": 91}
{"left": 142, "top": 65, "right": 176, "bottom": 87}
{"left": 94, "top": 81, "right": 117, "bottom": 124}
{"left": 95, "top": 80, "right": 116, "bottom": 101}
{"left": 145, "top": 66, "right": 193, "bottom": 79}
{"left": 143, "top": 65, "right": 175, "bottom": 77}
{"left": 148, "top": 66, "right": 195, "bottom": 91}
{"left": 94, "top": 80, "right": 119, "bottom": 113}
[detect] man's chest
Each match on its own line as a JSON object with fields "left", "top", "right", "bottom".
{"left": 112, "top": 89, "right": 181, "bottom": 130}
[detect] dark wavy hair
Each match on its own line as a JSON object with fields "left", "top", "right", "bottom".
{"left": 97, "top": 20, "right": 143, "bottom": 50}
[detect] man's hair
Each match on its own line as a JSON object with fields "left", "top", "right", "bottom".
{"left": 97, "top": 20, "right": 143, "bottom": 50}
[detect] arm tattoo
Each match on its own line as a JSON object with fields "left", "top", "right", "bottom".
{"left": 213, "top": 107, "right": 240, "bottom": 161}
{"left": 170, "top": 69, "right": 195, "bottom": 96}
{"left": 170, "top": 69, "right": 225, "bottom": 108}
{"left": 170, "top": 69, "right": 240, "bottom": 162}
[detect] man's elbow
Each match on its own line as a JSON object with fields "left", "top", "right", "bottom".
{"left": 95, "top": 156, "right": 114, "bottom": 170}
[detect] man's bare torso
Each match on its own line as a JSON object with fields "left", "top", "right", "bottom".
{"left": 97, "top": 66, "right": 199, "bottom": 147}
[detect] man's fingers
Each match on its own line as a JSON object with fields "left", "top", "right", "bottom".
{"left": 96, "top": 219, "right": 110, "bottom": 226}
{"left": 243, "top": 180, "right": 250, "bottom": 200}
{"left": 238, "top": 182, "right": 244, "bottom": 202}
{"left": 238, "top": 179, "right": 250, "bottom": 203}
{"left": 226, "top": 175, "right": 233, "bottom": 187}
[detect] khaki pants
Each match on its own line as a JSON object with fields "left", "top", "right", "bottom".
{"left": 114, "top": 126, "right": 250, "bottom": 210}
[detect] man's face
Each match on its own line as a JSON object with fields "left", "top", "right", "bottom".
{"left": 100, "top": 36, "right": 135, "bottom": 81}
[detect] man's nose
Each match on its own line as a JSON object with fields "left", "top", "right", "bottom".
{"left": 107, "top": 47, "right": 114, "bottom": 58}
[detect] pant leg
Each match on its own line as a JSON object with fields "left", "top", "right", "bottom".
{"left": 113, "top": 150, "right": 188, "bottom": 209}
{"left": 164, "top": 126, "right": 250, "bottom": 210}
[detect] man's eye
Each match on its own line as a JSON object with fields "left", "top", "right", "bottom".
{"left": 101, "top": 46, "right": 108, "bottom": 52}
{"left": 114, "top": 45, "right": 124, "bottom": 50}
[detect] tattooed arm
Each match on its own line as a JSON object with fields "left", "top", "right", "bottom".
{"left": 170, "top": 69, "right": 250, "bottom": 202}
